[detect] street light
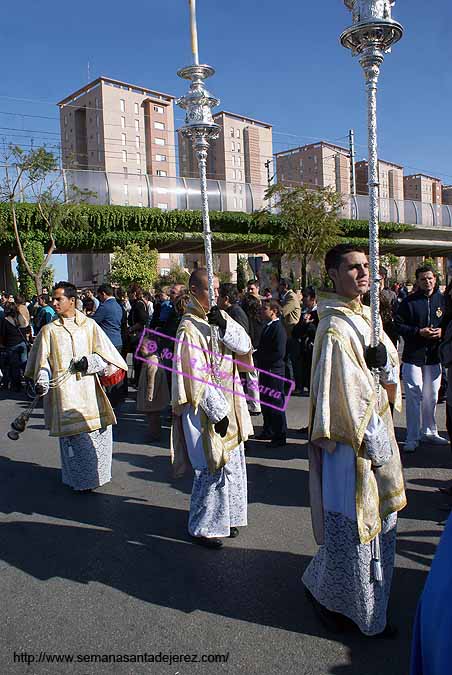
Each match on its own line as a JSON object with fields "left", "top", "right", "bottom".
{"left": 340, "top": 1, "right": 403, "bottom": 355}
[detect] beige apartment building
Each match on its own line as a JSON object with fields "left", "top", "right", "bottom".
{"left": 58, "top": 76, "right": 180, "bottom": 286}
{"left": 179, "top": 110, "right": 273, "bottom": 279}
{"left": 355, "top": 159, "right": 404, "bottom": 200}
{"left": 404, "top": 174, "right": 442, "bottom": 204}
{"left": 276, "top": 141, "right": 351, "bottom": 194}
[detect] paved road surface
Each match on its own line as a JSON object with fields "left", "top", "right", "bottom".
{"left": 0, "top": 390, "right": 450, "bottom": 674}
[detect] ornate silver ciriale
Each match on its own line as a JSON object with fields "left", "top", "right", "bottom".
{"left": 177, "top": 5, "right": 220, "bottom": 313}
{"left": 341, "top": 0, "right": 403, "bottom": 355}
{"left": 177, "top": 0, "right": 221, "bottom": 364}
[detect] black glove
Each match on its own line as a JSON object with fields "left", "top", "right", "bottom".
{"left": 207, "top": 306, "right": 227, "bottom": 332}
{"left": 214, "top": 416, "right": 229, "bottom": 438}
{"left": 34, "top": 383, "right": 47, "bottom": 396}
{"left": 364, "top": 343, "right": 387, "bottom": 370}
{"left": 72, "top": 356, "right": 88, "bottom": 373}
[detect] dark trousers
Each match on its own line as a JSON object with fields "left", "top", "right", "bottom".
{"left": 260, "top": 366, "right": 287, "bottom": 440}
{"left": 446, "top": 404, "right": 452, "bottom": 452}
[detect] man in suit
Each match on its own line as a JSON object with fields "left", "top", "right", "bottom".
{"left": 255, "top": 299, "right": 287, "bottom": 447}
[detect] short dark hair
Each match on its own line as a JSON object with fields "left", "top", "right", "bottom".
{"left": 98, "top": 283, "right": 113, "bottom": 296}
{"left": 54, "top": 281, "right": 78, "bottom": 300}
{"left": 303, "top": 286, "right": 316, "bottom": 299}
{"left": 415, "top": 265, "right": 436, "bottom": 279}
{"left": 279, "top": 277, "right": 290, "bottom": 289}
{"left": 324, "top": 244, "right": 366, "bottom": 273}
{"left": 262, "top": 298, "right": 282, "bottom": 316}
{"left": 247, "top": 279, "right": 259, "bottom": 287}
{"left": 219, "top": 283, "right": 239, "bottom": 304}
{"left": 379, "top": 266, "right": 388, "bottom": 278}
{"left": 39, "top": 294, "right": 50, "bottom": 305}
{"left": 14, "top": 294, "right": 25, "bottom": 305}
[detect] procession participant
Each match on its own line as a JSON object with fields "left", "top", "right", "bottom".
{"left": 302, "top": 244, "right": 406, "bottom": 638}
{"left": 25, "top": 281, "right": 128, "bottom": 493}
{"left": 171, "top": 269, "right": 254, "bottom": 549}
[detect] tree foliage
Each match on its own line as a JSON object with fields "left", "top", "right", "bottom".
{"left": 157, "top": 264, "right": 190, "bottom": 289}
{"left": 108, "top": 243, "right": 158, "bottom": 291}
{"left": 17, "top": 239, "right": 55, "bottom": 300}
{"left": 236, "top": 255, "right": 250, "bottom": 292}
{"left": 254, "top": 184, "right": 344, "bottom": 288}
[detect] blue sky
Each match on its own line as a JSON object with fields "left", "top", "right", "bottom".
{"left": 1, "top": 0, "right": 451, "bottom": 280}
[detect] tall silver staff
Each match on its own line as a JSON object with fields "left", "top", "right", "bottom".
{"left": 340, "top": 1, "right": 403, "bottom": 359}
{"left": 177, "top": 0, "right": 220, "bottom": 315}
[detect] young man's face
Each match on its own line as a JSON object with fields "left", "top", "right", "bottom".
{"left": 191, "top": 276, "right": 219, "bottom": 311}
{"left": 329, "top": 251, "right": 370, "bottom": 300}
{"left": 417, "top": 271, "right": 436, "bottom": 296}
{"left": 52, "top": 288, "right": 76, "bottom": 316}
{"left": 247, "top": 283, "right": 259, "bottom": 297}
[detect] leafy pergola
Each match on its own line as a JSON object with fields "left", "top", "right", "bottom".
{"left": 0, "top": 203, "right": 411, "bottom": 255}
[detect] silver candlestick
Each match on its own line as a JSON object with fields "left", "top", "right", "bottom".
{"left": 177, "top": 0, "right": 220, "bottom": 312}
{"left": 341, "top": 1, "right": 403, "bottom": 352}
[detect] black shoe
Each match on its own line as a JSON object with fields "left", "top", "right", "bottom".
{"left": 191, "top": 536, "right": 223, "bottom": 549}
{"left": 369, "top": 623, "right": 398, "bottom": 640}
{"left": 270, "top": 437, "right": 287, "bottom": 448}
{"left": 304, "top": 588, "right": 348, "bottom": 634}
{"left": 229, "top": 527, "right": 239, "bottom": 538}
{"left": 256, "top": 432, "right": 272, "bottom": 441}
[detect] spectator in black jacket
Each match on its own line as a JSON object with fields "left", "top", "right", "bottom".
{"left": 241, "top": 293, "right": 264, "bottom": 416}
{"left": 218, "top": 283, "right": 250, "bottom": 334}
{"left": 255, "top": 299, "right": 287, "bottom": 447}
{"left": 395, "top": 265, "right": 447, "bottom": 452}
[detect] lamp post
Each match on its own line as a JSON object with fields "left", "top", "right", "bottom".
{"left": 340, "top": 1, "right": 403, "bottom": 353}
{"left": 177, "top": 0, "right": 220, "bottom": 312}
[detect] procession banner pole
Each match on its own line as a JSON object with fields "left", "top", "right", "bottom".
{"left": 340, "top": 0, "right": 403, "bottom": 384}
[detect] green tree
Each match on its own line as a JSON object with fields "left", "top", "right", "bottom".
{"left": 157, "top": 263, "right": 189, "bottom": 288}
{"left": 254, "top": 183, "right": 343, "bottom": 288}
{"left": 0, "top": 144, "right": 95, "bottom": 295}
{"left": 109, "top": 243, "right": 158, "bottom": 290}
{"left": 17, "top": 240, "right": 55, "bottom": 299}
{"left": 236, "top": 255, "right": 249, "bottom": 292}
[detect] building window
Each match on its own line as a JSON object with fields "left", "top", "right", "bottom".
{"left": 135, "top": 136, "right": 140, "bottom": 148}
{"left": 238, "top": 170, "right": 242, "bottom": 181}
{"left": 138, "top": 202, "right": 143, "bottom": 207}
{"left": 121, "top": 133, "right": 126, "bottom": 146}
{"left": 230, "top": 128, "right": 234, "bottom": 137}
{"left": 135, "top": 119, "right": 139, "bottom": 131}
{"left": 97, "top": 150, "right": 101, "bottom": 162}
{"left": 124, "top": 184, "right": 128, "bottom": 197}
{"left": 134, "top": 102, "right": 139, "bottom": 115}
{"left": 237, "top": 142, "right": 241, "bottom": 152}
{"left": 138, "top": 185, "right": 142, "bottom": 196}
{"left": 154, "top": 105, "right": 164, "bottom": 114}
{"left": 120, "top": 99, "right": 125, "bottom": 113}
{"left": 96, "top": 132, "right": 100, "bottom": 145}
{"left": 155, "top": 137, "right": 165, "bottom": 146}
{"left": 233, "top": 197, "right": 238, "bottom": 209}
{"left": 154, "top": 121, "right": 165, "bottom": 130}
{"left": 237, "top": 156, "right": 241, "bottom": 167}
{"left": 240, "top": 198, "right": 243, "bottom": 208}
{"left": 123, "top": 166, "right": 128, "bottom": 176}
{"left": 231, "top": 141, "right": 235, "bottom": 152}
{"left": 155, "top": 154, "right": 167, "bottom": 162}
{"left": 156, "top": 170, "right": 167, "bottom": 177}
{"left": 157, "top": 203, "right": 168, "bottom": 210}
{"left": 122, "top": 150, "right": 127, "bottom": 162}
{"left": 64, "top": 131, "right": 68, "bottom": 142}
{"left": 136, "top": 152, "right": 141, "bottom": 165}
{"left": 236, "top": 129, "right": 240, "bottom": 138}
{"left": 95, "top": 97, "right": 99, "bottom": 109}
{"left": 160, "top": 267, "right": 170, "bottom": 275}
{"left": 64, "top": 116, "right": 68, "bottom": 126}
{"left": 96, "top": 114, "right": 100, "bottom": 127}
{"left": 121, "top": 116, "right": 126, "bottom": 129}
{"left": 137, "top": 168, "right": 141, "bottom": 174}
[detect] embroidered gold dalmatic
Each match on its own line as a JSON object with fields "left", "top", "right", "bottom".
{"left": 25, "top": 310, "right": 127, "bottom": 437}
{"left": 309, "top": 292, "right": 407, "bottom": 545}
{"left": 171, "top": 298, "right": 254, "bottom": 476}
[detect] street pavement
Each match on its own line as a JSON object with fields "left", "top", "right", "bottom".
{"left": 0, "top": 388, "right": 451, "bottom": 675}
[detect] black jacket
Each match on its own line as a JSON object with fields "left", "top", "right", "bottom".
{"left": 227, "top": 303, "right": 250, "bottom": 335}
{"left": 395, "top": 289, "right": 445, "bottom": 365}
{"left": 256, "top": 319, "right": 287, "bottom": 371}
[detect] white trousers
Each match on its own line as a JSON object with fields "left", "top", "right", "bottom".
{"left": 402, "top": 363, "right": 442, "bottom": 443}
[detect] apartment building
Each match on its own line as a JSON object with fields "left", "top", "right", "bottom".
{"left": 276, "top": 142, "right": 351, "bottom": 194}
{"left": 355, "top": 159, "right": 404, "bottom": 199}
{"left": 179, "top": 110, "right": 273, "bottom": 279}
{"left": 58, "top": 77, "right": 180, "bottom": 285}
{"left": 403, "top": 174, "right": 442, "bottom": 204}
{"left": 443, "top": 186, "right": 452, "bottom": 205}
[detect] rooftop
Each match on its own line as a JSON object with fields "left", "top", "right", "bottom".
{"left": 57, "top": 76, "right": 176, "bottom": 107}
{"left": 275, "top": 141, "right": 349, "bottom": 158}
{"left": 405, "top": 173, "right": 442, "bottom": 182}
{"left": 355, "top": 158, "right": 404, "bottom": 170}
{"left": 213, "top": 110, "right": 272, "bottom": 129}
